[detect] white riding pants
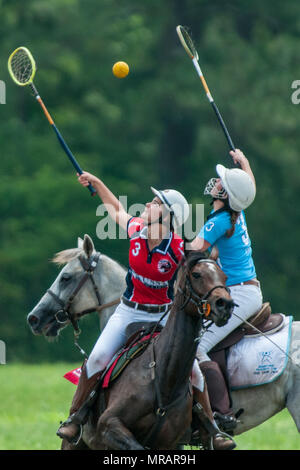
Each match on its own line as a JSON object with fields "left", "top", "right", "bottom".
{"left": 86, "top": 300, "right": 204, "bottom": 391}
{"left": 197, "top": 283, "right": 263, "bottom": 362}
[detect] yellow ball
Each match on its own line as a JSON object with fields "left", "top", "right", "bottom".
{"left": 112, "top": 61, "right": 129, "bottom": 78}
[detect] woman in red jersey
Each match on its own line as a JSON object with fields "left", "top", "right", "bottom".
{"left": 57, "top": 171, "right": 229, "bottom": 449}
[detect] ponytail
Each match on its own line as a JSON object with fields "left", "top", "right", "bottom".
{"left": 222, "top": 198, "right": 240, "bottom": 238}
{"left": 159, "top": 207, "right": 175, "bottom": 232}
{"left": 226, "top": 209, "right": 240, "bottom": 238}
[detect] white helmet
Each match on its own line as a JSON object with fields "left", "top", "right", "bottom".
{"left": 216, "top": 165, "right": 256, "bottom": 211}
{"left": 151, "top": 187, "right": 189, "bottom": 230}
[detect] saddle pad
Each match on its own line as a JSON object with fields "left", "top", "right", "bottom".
{"left": 63, "top": 333, "right": 159, "bottom": 386}
{"left": 227, "top": 315, "right": 293, "bottom": 390}
{"left": 102, "top": 332, "right": 159, "bottom": 388}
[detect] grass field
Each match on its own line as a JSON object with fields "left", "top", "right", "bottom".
{"left": 0, "top": 363, "right": 299, "bottom": 450}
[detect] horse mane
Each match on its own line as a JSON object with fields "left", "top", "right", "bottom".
{"left": 52, "top": 248, "right": 127, "bottom": 274}
{"left": 184, "top": 250, "right": 209, "bottom": 271}
{"left": 174, "top": 251, "right": 209, "bottom": 295}
{"left": 52, "top": 248, "right": 83, "bottom": 266}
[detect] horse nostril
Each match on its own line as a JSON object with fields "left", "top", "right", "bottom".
{"left": 216, "top": 298, "right": 225, "bottom": 308}
{"left": 215, "top": 298, "right": 234, "bottom": 316}
{"left": 28, "top": 314, "right": 39, "bottom": 327}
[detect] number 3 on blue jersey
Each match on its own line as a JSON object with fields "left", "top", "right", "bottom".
{"left": 132, "top": 242, "right": 141, "bottom": 256}
{"left": 239, "top": 213, "right": 250, "bottom": 246}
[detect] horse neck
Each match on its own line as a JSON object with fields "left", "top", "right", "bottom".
{"left": 95, "top": 254, "right": 126, "bottom": 303}
{"left": 155, "top": 292, "right": 201, "bottom": 393}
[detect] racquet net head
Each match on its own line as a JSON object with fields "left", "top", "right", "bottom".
{"left": 176, "top": 25, "right": 198, "bottom": 60}
{"left": 8, "top": 47, "right": 36, "bottom": 86}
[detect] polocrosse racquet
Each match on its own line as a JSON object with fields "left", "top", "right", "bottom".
{"left": 176, "top": 25, "right": 236, "bottom": 153}
{"left": 8, "top": 46, "right": 96, "bottom": 196}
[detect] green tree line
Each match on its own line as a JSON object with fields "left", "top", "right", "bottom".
{"left": 0, "top": 0, "right": 299, "bottom": 362}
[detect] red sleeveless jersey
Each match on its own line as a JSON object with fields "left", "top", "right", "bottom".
{"left": 123, "top": 217, "right": 184, "bottom": 305}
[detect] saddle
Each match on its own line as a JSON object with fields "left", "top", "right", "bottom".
{"left": 209, "top": 302, "right": 284, "bottom": 354}
{"left": 125, "top": 322, "right": 163, "bottom": 347}
{"left": 207, "top": 302, "right": 285, "bottom": 404}
{"left": 102, "top": 322, "right": 162, "bottom": 388}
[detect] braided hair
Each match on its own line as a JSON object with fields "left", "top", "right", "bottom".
{"left": 210, "top": 197, "right": 240, "bottom": 238}
{"left": 223, "top": 198, "right": 240, "bottom": 238}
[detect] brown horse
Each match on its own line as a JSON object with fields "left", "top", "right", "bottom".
{"left": 59, "top": 250, "right": 234, "bottom": 450}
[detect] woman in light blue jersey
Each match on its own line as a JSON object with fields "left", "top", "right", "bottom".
{"left": 190, "top": 149, "right": 263, "bottom": 433}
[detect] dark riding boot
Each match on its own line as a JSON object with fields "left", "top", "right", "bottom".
{"left": 200, "top": 360, "right": 237, "bottom": 433}
{"left": 56, "top": 360, "right": 102, "bottom": 444}
{"left": 192, "top": 384, "right": 236, "bottom": 451}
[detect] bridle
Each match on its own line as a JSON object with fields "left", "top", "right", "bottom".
{"left": 47, "top": 252, "right": 119, "bottom": 354}
{"left": 177, "top": 259, "right": 231, "bottom": 319}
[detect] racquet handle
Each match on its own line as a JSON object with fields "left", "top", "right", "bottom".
{"left": 51, "top": 125, "right": 97, "bottom": 196}
{"left": 30, "top": 84, "right": 97, "bottom": 196}
{"left": 210, "top": 101, "right": 236, "bottom": 152}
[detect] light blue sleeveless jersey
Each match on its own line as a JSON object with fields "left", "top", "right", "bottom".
{"left": 198, "top": 209, "right": 256, "bottom": 286}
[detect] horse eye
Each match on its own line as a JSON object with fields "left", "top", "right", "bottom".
{"left": 192, "top": 272, "right": 201, "bottom": 279}
{"left": 60, "top": 273, "right": 72, "bottom": 283}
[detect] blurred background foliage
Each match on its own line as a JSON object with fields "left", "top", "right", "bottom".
{"left": 0, "top": 0, "right": 300, "bottom": 362}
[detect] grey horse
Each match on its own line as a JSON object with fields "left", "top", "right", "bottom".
{"left": 27, "top": 234, "right": 300, "bottom": 441}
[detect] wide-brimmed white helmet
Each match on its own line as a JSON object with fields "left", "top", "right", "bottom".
{"left": 150, "top": 187, "right": 189, "bottom": 230}
{"left": 216, "top": 164, "right": 256, "bottom": 212}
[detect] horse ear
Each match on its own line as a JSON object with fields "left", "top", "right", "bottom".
{"left": 83, "top": 234, "right": 95, "bottom": 258}
{"left": 209, "top": 246, "right": 219, "bottom": 261}
{"left": 183, "top": 238, "right": 192, "bottom": 258}
{"left": 77, "top": 237, "right": 84, "bottom": 249}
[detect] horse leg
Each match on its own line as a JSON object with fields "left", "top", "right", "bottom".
{"left": 95, "top": 415, "right": 144, "bottom": 450}
{"left": 286, "top": 376, "right": 300, "bottom": 432}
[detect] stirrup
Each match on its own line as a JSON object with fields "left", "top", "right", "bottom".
{"left": 73, "top": 423, "right": 83, "bottom": 446}
{"left": 193, "top": 402, "right": 219, "bottom": 436}
{"left": 213, "top": 411, "right": 238, "bottom": 432}
{"left": 192, "top": 404, "right": 236, "bottom": 450}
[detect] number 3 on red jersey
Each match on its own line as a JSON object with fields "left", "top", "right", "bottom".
{"left": 132, "top": 242, "right": 141, "bottom": 256}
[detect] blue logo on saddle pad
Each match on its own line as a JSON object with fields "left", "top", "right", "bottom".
{"left": 253, "top": 351, "right": 278, "bottom": 376}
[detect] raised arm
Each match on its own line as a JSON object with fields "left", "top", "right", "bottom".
{"left": 230, "top": 149, "right": 256, "bottom": 189}
{"left": 77, "top": 172, "right": 131, "bottom": 230}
